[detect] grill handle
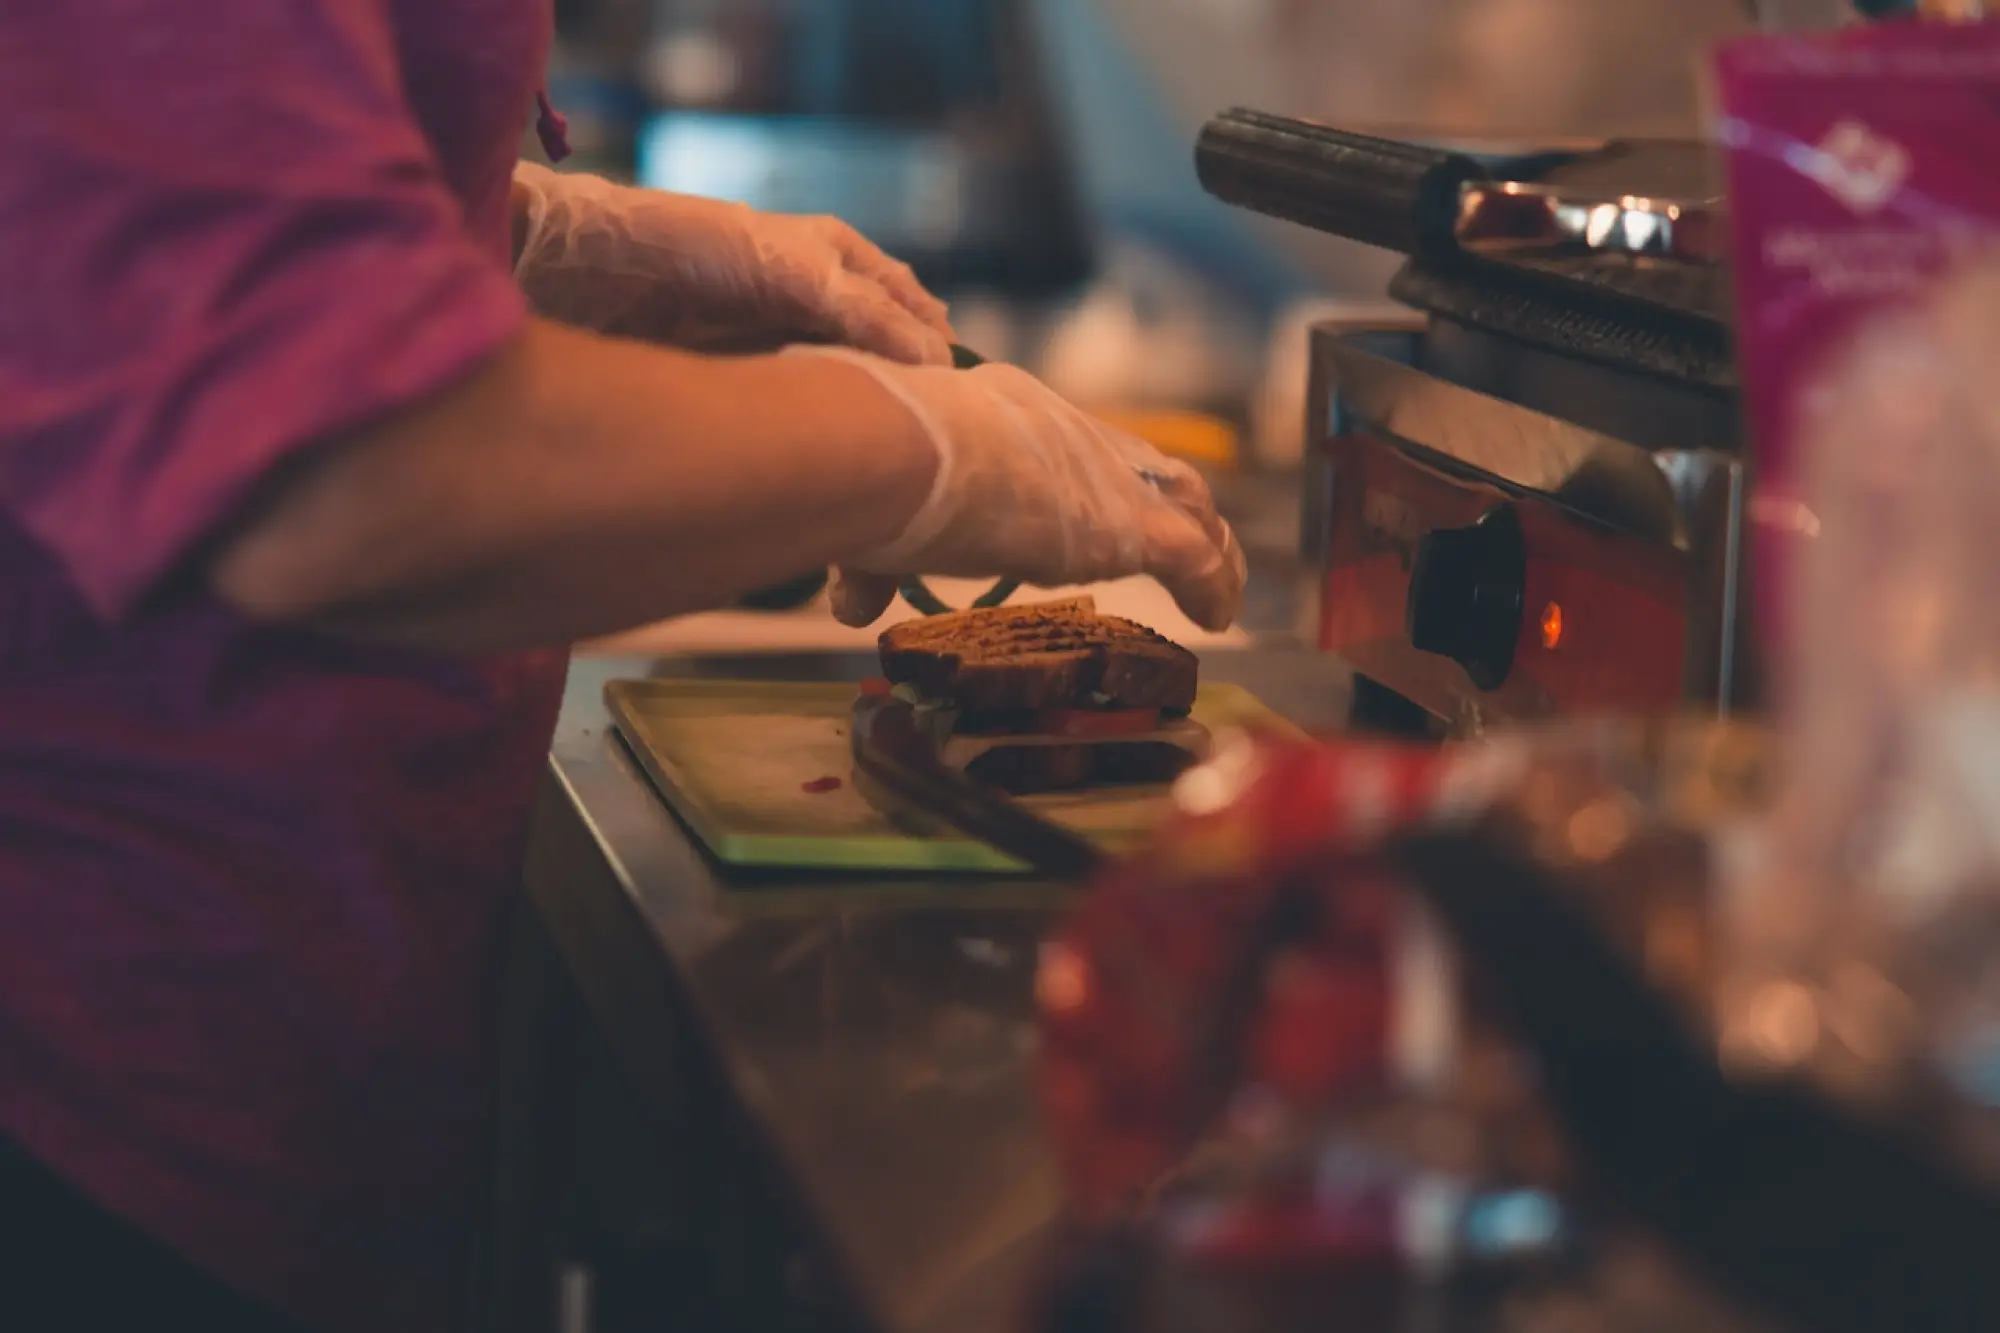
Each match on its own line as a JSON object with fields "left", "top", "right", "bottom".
{"left": 1194, "top": 108, "right": 1486, "bottom": 257}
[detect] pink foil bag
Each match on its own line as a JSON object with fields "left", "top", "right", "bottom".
{"left": 1714, "top": 18, "right": 2000, "bottom": 659}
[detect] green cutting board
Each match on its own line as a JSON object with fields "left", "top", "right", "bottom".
{"left": 605, "top": 677, "right": 1301, "bottom": 874}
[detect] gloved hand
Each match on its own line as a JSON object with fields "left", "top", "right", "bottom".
{"left": 512, "top": 162, "right": 955, "bottom": 366}
{"left": 792, "top": 347, "right": 1247, "bottom": 632}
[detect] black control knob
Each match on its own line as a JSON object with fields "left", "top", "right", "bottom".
{"left": 1406, "top": 506, "right": 1526, "bottom": 691}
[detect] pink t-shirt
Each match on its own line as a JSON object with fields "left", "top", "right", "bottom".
{"left": 0, "top": 4, "right": 562, "bottom": 1330}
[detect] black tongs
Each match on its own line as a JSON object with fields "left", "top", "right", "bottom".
{"left": 890, "top": 344, "right": 1023, "bottom": 619}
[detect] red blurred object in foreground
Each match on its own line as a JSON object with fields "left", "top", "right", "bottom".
{"left": 1036, "top": 734, "right": 1486, "bottom": 1221}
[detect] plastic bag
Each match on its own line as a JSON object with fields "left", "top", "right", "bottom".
{"left": 1715, "top": 18, "right": 2000, "bottom": 1156}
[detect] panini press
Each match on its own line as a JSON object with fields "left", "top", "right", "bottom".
{"left": 1198, "top": 111, "right": 1752, "bottom": 736}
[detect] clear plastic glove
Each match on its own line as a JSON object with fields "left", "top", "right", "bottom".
{"left": 512, "top": 162, "right": 954, "bottom": 366}
{"left": 793, "top": 346, "right": 1247, "bottom": 632}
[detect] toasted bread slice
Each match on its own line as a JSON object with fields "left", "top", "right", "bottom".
{"left": 879, "top": 597, "right": 1199, "bottom": 714}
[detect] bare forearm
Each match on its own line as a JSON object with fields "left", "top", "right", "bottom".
{"left": 210, "top": 319, "right": 934, "bottom": 652}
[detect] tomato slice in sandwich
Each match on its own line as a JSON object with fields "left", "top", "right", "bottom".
{"left": 1031, "top": 708, "right": 1164, "bottom": 738}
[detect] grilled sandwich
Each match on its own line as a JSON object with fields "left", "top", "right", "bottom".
{"left": 863, "top": 598, "right": 1211, "bottom": 794}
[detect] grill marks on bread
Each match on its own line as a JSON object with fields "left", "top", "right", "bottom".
{"left": 878, "top": 601, "right": 1199, "bottom": 714}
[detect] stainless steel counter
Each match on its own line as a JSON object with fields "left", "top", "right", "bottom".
{"left": 502, "top": 648, "right": 1353, "bottom": 1333}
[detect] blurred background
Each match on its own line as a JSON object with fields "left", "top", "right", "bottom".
{"left": 534, "top": 0, "right": 1750, "bottom": 472}
{"left": 544, "top": 0, "right": 1756, "bottom": 652}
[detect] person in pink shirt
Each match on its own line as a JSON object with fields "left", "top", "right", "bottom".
{"left": 0, "top": 4, "right": 1243, "bottom": 1331}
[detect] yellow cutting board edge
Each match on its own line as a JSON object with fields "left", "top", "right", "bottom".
{"left": 605, "top": 677, "right": 1301, "bottom": 875}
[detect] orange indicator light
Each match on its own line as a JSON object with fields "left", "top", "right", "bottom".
{"left": 1541, "top": 601, "right": 1564, "bottom": 650}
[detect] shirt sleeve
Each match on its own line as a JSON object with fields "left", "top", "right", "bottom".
{"left": 0, "top": 5, "right": 530, "bottom": 619}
